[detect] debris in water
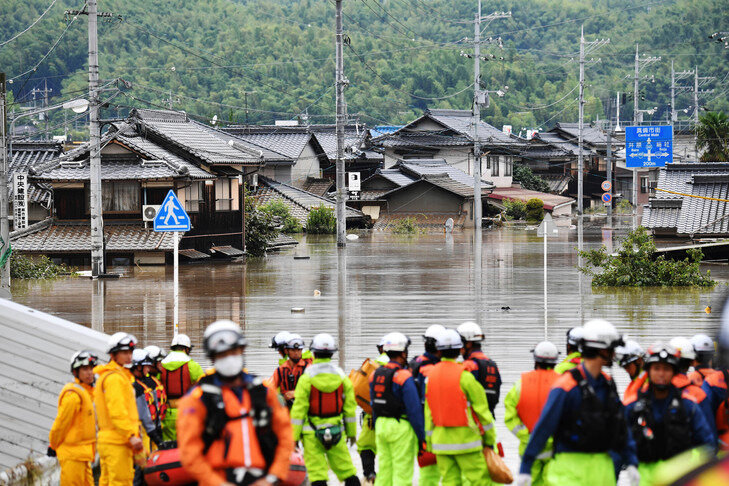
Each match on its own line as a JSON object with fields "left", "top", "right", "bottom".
{"left": 291, "top": 307, "right": 305, "bottom": 313}
{"left": 313, "top": 290, "right": 321, "bottom": 297}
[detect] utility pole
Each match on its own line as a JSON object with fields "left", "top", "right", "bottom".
{"left": 671, "top": 61, "right": 676, "bottom": 123}
{"left": 334, "top": 0, "right": 347, "bottom": 247}
{"left": 606, "top": 119, "right": 612, "bottom": 223}
{"left": 576, "top": 26, "right": 609, "bottom": 214}
{"left": 88, "top": 0, "right": 104, "bottom": 277}
{"left": 0, "top": 73, "right": 10, "bottom": 293}
{"left": 631, "top": 44, "right": 659, "bottom": 208}
{"left": 471, "top": 4, "right": 510, "bottom": 229}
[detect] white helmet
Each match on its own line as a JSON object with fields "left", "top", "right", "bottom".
{"left": 456, "top": 321, "right": 484, "bottom": 342}
{"left": 70, "top": 350, "right": 99, "bottom": 372}
{"left": 435, "top": 329, "right": 463, "bottom": 350}
{"left": 567, "top": 327, "right": 584, "bottom": 346}
{"left": 132, "top": 349, "right": 153, "bottom": 367}
{"left": 285, "top": 333, "right": 305, "bottom": 350}
{"left": 311, "top": 333, "right": 338, "bottom": 353}
{"left": 691, "top": 334, "right": 715, "bottom": 354}
{"left": 381, "top": 332, "right": 411, "bottom": 352}
{"left": 270, "top": 331, "right": 292, "bottom": 349}
{"left": 144, "top": 345, "right": 166, "bottom": 362}
{"left": 203, "top": 320, "right": 247, "bottom": 358}
{"left": 533, "top": 341, "right": 559, "bottom": 364}
{"left": 669, "top": 336, "right": 696, "bottom": 361}
{"left": 171, "top": 333, "right": 192, "bottom": 349}
{"left": 580, "top": 319, "right": 622, "bottom": 350}
{"left": 423, "top": 324, "right": 447, "bottom": 341}
{"left": 107, "top": 332, "right": 137, "bottom": 354}
{"left": 615, "top": 340, "right": 644, "bottom": 367}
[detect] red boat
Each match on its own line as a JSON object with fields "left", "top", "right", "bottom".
{"left": 143, "top": 448, "right": 307, "bottom": 486}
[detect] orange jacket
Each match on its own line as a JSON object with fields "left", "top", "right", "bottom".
{"left": 622, "top": 371, "right": 648, "bottom": 405}
{"left": 94, "top": 361, "right": 141, "bottom": 445}
{"left": 49, "top": 379, "right": 96, "bottom": 461}
{"left": 177, "top": 374, "right": 294, "bottom": 486}
{"left": 689, "top": 368, "right": 714, "bottom": 387}
{"left": 426, "top": 360, "right": 469, "bottom": 427}
{"left": 516, "top": 369, "right": 559, "bottom": 432}
{"left": 673, "top": 373, "right": 708, "bottom": 403}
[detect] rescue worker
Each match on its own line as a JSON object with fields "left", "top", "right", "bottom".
{"left": 669, "top": 337, "right": 715, "bottom": 427}
{"left": 130, "top": 349, "right": 164, "bottom": 449}
{"left": 270, "top": 333, "right": 311, "bottom": 408}
{"left": 48, "top": 350, "right": 98, "bottom": 486}
{"left": 689, "top": 334, "right": 715, "bottom": 386}
{"left": 409, "top": 324, "right": 445, "bottom": 486}
{"left": 177, "top": 319, "right": 293, "bottom": 486}
{"left": 369, "top": 332, "right": 425, "bottom": 486}
{"left": 624, "top": 343, "right": 715, "bottom": 485}
{"left": 160, "top": 333, "right": 204, "bottom": 441}
{"left": 504, "top": 341, "right": 560, "bottom": 486}
{"left": 457, "top": 321, "right": 502, "bottom": 417}
{"left": 615, "top": 340, "right": 647, "bottom": 404}
{"left": 357, "top": 338, "right": 391, "bottom": 485}
{"left": 290, "top": 333, "right": 360, "bottom": 486}
{"left": 517, "top": 319, "right": 639, "bottom": 486}
{"left": 554, "top": 327, "right": 583, "bottom": 374}
{"left": 270, "top": 331, "right": 293, "bottom": 366}
{"left": 424, "top": 329, "right": 496, "bottom": 486}
{"left": 144, "top": 345, "right": 167, "bottom": 379}
{"left": 94, "top": 332, "right": 144, "bottom": 486}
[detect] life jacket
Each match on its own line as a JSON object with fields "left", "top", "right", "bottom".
{"left": 629, "top": 386, "right": 693, "bottom": 462}
{"left": 688, "top": 368, "right": 714, "bottom": 387}
{"left": 161, "top": 362, "right": 192, "bottom": 399}
{"left": 309, "top": 384, "right": 345, "bottom": 418}
{"left": 410, "top": 354, "right": 438, "bottom": 403}
{"left": 54, "top": 382, "right": 96, "bottom": 456}
{"left": 516, "top": 369, "right": 559, "bottom": 432}
{"left": 133, "top": 376, "right": 159, "bottom": 422}
{"left": 673, "top": 374, "right": 707, "bottom": 404}
{"left": 198, "top": 373, "right": 277, "bottom": 470}
{"left": 148, "top": 375, "right": 168, "bottom": 422}
{"left": 371, "top": 364, "right": 408, "bottom": 419}
{"left": 555, "top": 367, "right": 627, "bottom": 453}
{"left": 426, "top": 360, "right": 470, "bottom": 427}
{"left": 623, "top": 371, "right": 648, "bottom": 405}
{"left": 715, "top": 371, "right": 729, "bottom": 435}
{"left": 464, "top": 350, "right": 502, "bottom": 414}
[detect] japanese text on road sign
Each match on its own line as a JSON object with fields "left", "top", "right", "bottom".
{"left": 626, "top": 126, "right": 673, "bottom": 168}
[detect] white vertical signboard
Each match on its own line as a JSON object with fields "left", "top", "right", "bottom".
{"left": 13, "top": 173, "right": 28, "bottom": 231}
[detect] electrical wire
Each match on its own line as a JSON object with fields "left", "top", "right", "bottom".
{"left": 0, "top": 0, "right": 60, "bottom": 47}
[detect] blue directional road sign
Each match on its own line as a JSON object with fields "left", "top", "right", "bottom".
{"left": 626, "top": 125, "right": 673, "bottom": 168}
{"left": 154, "top": 190, "right": 191, "bottom": 232}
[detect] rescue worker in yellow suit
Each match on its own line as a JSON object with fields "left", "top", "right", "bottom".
{"left": 94, "top": 332, "right": 144, "bottom": 486}
{"left": 357, "top": 337, "right": 390, "bottom": 485}
{"left": 291, "top": 333, "right": 361, "bottom": 486}
{"left": 48, "top": 350, "right": 99, "bottom": 486}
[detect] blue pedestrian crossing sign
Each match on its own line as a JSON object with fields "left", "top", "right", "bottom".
{"left": 626, "top": 126, "right": 673, "bottom": 168}
{"left": 154, "top": 190, "right": 191, "bottom": 232}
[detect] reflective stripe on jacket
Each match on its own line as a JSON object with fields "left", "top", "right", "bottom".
{"left": 49, "top": 380, "right": 96, "bottom": 461}
{"left": 289, "top": 358, "right": 357, "bottom": 440}
{"left": 94, "top": 361, "right": 141, "bottom": 445}
{"left": 424, "top": 358, "right": 496, "bottom": 455}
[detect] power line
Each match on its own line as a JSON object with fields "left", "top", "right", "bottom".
{"left": 0, "top": 0, "right": 60, "bottom": 47}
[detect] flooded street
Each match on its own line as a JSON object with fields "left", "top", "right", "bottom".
{"left": 12, "top": 221, "right": 727, "bottom": 473}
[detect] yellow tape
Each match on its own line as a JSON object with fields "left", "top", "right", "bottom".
{"left": 654, "top": 187, "right": 729, "bottom": 203}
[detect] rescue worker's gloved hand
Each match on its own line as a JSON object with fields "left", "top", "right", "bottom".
{"left": 418, "top": 441, "right": 427, "bottom": 455}
{"left": 516, "top": 473, "right": 532, "bottom": 486}
{"left": 129, "top": 435, "right": 144, "bottom": 453}
{"left": 46, "top": 447, "right": 56, "bottom": 457}
{"left": 148, "top": 428, "right": 164, "bottom": 448}
{"left": 624, "top": 465, "right": 640, "bottom": 486}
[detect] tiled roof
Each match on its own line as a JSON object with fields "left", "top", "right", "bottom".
{"left": 488, "top": 187, "right": 575, "bottom": 211}
{"left": 8, "top": 142, "right": 62, "bottom": 205}
{"left": 397, "top": 159, "right": 496, "bottom": 190}
{"left": 377, "top": 130, "right": 472, "bottom": 148}
{"left": 11, "top": 219, "right": 177, "bottom": 252}
{"left": 252, "top": 177, "right": 364, "bottom": 227}
{"left": 131, "top": 109, "right": 290, "bottom": 165}
{"left": 221, "top": 130, "right": 314, "bottom": 160}
{"left": 298, "top": 177, "right": 334, "bottom": 197}
{"left": 376, "top": 169, "right": 417, "bottom": 187}
{"left": 426, "top": 109, "right": 516, "bottom": 145}
{"left": 534, "top": 132, "right": 590, "bottom": 156}
{"left": 542, "top": 174, "right": 572, "bottom": 194}
{"left": 551, "top": 122, "right": 608, "bottom": 148}
{"left": 643, "top": 163, "right": 729, "bottom": 236}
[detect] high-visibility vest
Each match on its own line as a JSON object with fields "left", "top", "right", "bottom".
{"left": 426, "top": 361, "right": 469, "bottom": 427}
{"left": 516, "top": 369, "right": 558, "bottom": 432}
{"left": 161, "top": 362, "right": 192, "bottom": 399}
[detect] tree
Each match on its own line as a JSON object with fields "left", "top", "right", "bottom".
{"left": 513, "top": 164, "right": 550, "bottom": 192}
{"left": 697, "top": 111, "right": 729, "bottom": 162}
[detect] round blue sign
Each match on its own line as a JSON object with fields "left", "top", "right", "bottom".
{"left": 602, "top": 192, "right": 612, "bottom": 203}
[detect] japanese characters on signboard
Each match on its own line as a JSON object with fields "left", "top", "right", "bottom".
{"left": 625, "top": 126, "right": 673, "bottom": 168}
{"left": 13, "top": 173, "right": 28, "bottom": 231}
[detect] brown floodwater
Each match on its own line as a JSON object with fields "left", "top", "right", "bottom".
{"left": 12, "top": 219, "right": 727, "bottom": 474}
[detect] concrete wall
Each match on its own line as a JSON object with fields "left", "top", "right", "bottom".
{"left": 291, "top": 143, "right": 322, "bottom": 186}
{"left": 386, "top": 182, "right": 464, "bottom": 214}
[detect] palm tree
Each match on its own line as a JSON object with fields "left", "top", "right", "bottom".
{"left": 697, "top": 111, "right": 729, "bottom": 162}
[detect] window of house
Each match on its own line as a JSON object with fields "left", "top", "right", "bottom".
{"left": 640, "top": 176, "right": 649, "bottom": 194}
{"left": 102, "top": 181, "right": 140, "bottom": 212}
{"left": 184, "top": 182, "right": 202, "bottom": 213}
{"left": 486, "top": 156, "right": 491, "bottom": 170}
{"left": 491, "top": 156, "right": 500, "bottom": 177}
{"left": 215, "top": 178, "right": 233, "bottom": 211}
{"left": 504, "top": 156, "right": 513, "bottom": 177}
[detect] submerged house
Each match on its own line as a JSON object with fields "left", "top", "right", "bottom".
{"left": 12, "top": 109, "right": 295, "bottom": 265}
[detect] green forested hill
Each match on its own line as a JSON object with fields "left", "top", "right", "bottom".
{"left": 2, "top": 0, "right": 728, "bottom": 134}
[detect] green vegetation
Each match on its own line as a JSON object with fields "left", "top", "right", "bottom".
{"left": 579, "top": 227, "right": 715, "bottom": 287}
{"left": 503, "top": 198, "right": 527, "bottom": 220}
{"left": 2, "top": 0, "right": 728, "bottom": 135}
{"left": 306, "top": 206, "right": 336, "bottom": 234}
{"left": 513, "top": 165, "right": 550, "bottom": 193}
{"left": 260, "top": 200, "right": 302, "bottom": 233}
{"left": 244, "top": 197, "right": 279, "bottom": 257}
{"left": 697, "top": 111, "right": 729, "bottom": 162}
{"left": 10, "top": 255, "right": 76, "bottom": 279}
{"left": 526, "top": 198, "right": 545, "bottom": 222}
{"left": 392, "top": 217, "right": 420, "bottom": 234}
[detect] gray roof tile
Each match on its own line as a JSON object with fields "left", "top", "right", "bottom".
{"left": 397, "top": 159, "right": 496, "bottom": 190}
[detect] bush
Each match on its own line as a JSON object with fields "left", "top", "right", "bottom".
{"left": 392, "top": 217, "right": 419, "bottom": 234}
{"left": 578, "top": 226, "right": 715, "bottom": 287}
{"left": 10, "top": 254, "right": 76, "bottom": 279}
{"left": 513, "top": 164, "right": 550, "bottom": 193}
{"left": 616, "top": 199, "right": 633, "bottom": 214}
{"left": 306, "top": 206, "right": 337, "bottom": 234}
{"left": 503, "top": 198, "right": 527, "bottom": 220}
{"left": 245, "top": 196, "right": 279, "bottom": 257}
{"left": 259, "top": 200, "right": 302, "bottom": 233}
{"left": 526, "top": 198, "right": 545, "bottom": 222}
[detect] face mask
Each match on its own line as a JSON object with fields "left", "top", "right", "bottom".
{"left": 216, "top": 354, "right": 244, "bottom": 377}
